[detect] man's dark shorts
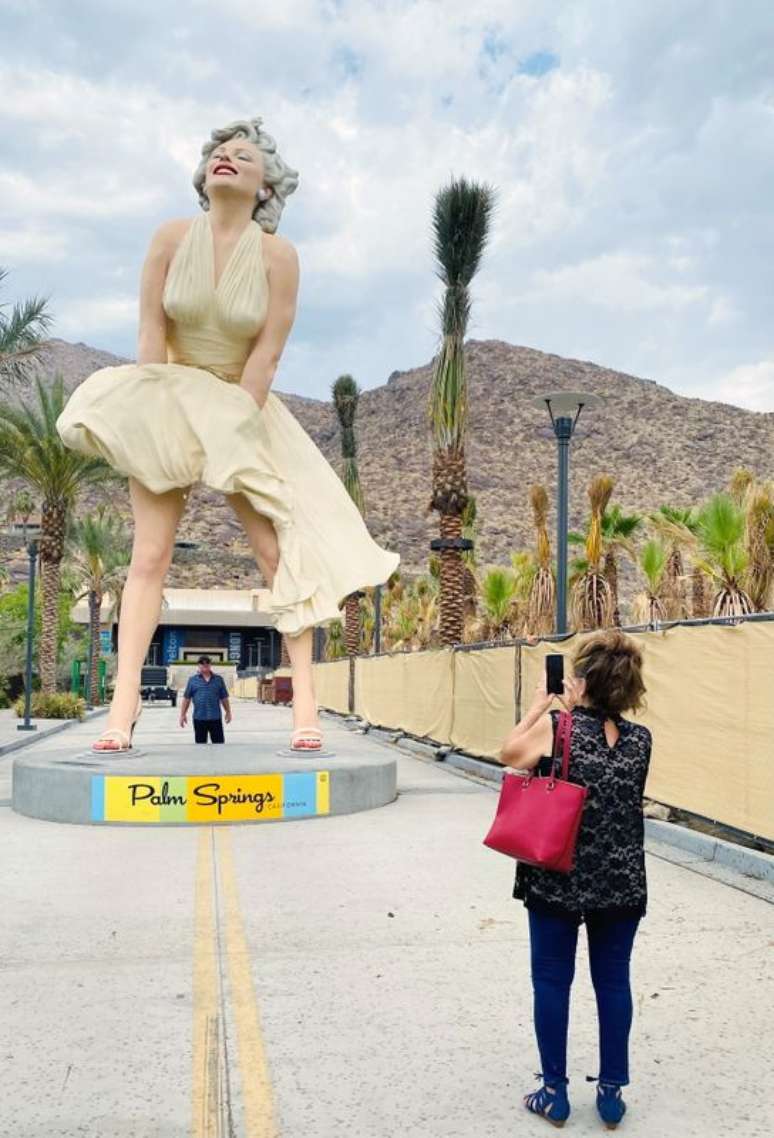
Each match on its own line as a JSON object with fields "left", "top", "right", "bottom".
{"left": 194, "top": 717, "right": 225, "bottom": 744}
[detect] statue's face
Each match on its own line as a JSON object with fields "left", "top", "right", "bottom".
{"left": 204, "top": 137, "right": 269, "bottom": 203}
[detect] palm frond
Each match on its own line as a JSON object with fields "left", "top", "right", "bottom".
{"left": 0, "top": 270, "right": 55, "bottom": 386}
{"left": 0, "top": 374, "right": 115, "bottom": 501}
{"left": 432, "top": 177, "right": 497, "bottom": 291}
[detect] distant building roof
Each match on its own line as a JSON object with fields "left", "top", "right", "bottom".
{"left": 71, "top": 587, "right": 277, "bottom": 628}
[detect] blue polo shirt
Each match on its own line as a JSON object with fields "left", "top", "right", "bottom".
{"left": 183, "top": 673, "right": 229, "bottom": 720}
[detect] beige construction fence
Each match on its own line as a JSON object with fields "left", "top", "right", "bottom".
{"left": 311, "top": 620, "right": 774, "bottom": 840}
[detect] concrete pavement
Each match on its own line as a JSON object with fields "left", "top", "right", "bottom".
{"left": 1, "top": 700, "right": 772, "bottom": 1137}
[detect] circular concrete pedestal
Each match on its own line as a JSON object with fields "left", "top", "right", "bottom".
{"left": 12, "top": 743, "right": 396, "bottom": 825}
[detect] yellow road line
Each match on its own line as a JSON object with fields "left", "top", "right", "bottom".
{"left": 216, "top": 827, "right": 278, "bottom": 1138}
{"left": 192, "top": 827, "right": 221, "bottom": 1137}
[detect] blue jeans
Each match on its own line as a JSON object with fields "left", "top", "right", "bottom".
{"left": 528, "top": 907, "right": 640, "bottom": 1087}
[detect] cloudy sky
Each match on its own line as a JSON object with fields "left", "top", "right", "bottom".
{"left": 2, "top": 0, "right": 773, "bottom": 409}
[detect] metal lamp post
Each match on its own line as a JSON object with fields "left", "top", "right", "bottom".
{"left": 533, "top": 392, "right": 602, "bottom": 635}
{"left": 84, "top": 588, "right": 97, "bottom": 711}
{"left": 17, "top": 527, "right": 42, "bottom": 732}
{"left": 373, "top": 585, "right": 382, "bottom": 654}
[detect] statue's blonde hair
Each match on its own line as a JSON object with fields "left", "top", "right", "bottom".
{"left": 192, "top": 117, "right": 299, "bottom": 234}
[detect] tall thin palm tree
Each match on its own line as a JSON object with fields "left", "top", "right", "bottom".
{"left": 332, "top": 373, "right": 366, "bottom": 656}
{"left": 0, "top": 375, "right": 113, "bottom": 691}
{"left": 526, "top": 485, "right": 555, "bottom": 636}
{"left": 571, "top": 475, "right": 615, "bottom": 630}
{"left": 0, "top": 267, "right": 54, "bottom": 387}
{"left": 67, "top": 507, "right": 130, "bottom": 703}
{"left": 427, "top": 176, "right": 496, "bottom": 646}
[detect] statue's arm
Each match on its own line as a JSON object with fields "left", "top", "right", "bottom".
{"left": 239, "top": 235, "right": 299, "bottom": 408}
{"left": 136, "top": 219, "right": 187, "bottom": 365}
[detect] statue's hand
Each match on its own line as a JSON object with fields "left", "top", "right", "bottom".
{"left": 238, "top": 381, "right": 267, "bottom": 410}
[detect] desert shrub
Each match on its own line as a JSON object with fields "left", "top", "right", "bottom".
{"left": 13, "top": 691, "right": 86, "bottom": 720}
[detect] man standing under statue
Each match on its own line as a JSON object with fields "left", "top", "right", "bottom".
{"left": 179, "top": 656, "right": 232, "bottom": 744}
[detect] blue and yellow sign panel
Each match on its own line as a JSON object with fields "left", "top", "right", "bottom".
{"left": 90, "top": 771, "right": 330, "bottom": 823}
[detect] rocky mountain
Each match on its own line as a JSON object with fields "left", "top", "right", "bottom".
{"left": 3, "top": 336, "right": 772, "bottom": 597}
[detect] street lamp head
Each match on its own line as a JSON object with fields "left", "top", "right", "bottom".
{"left": 533, "top": 390, "right": 603, "bottom": 434}
{"left": 22, "top": 523, "right": 43, "bottom": 556}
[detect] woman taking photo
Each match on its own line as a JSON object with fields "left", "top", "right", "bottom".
{"left": 499, "top": 630, "right": 652, "bottom": 1130}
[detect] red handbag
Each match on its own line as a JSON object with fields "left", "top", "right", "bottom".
{"left": 483, "top": 711, "right": 588, "bottom": 873}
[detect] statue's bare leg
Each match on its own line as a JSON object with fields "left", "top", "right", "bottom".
{"left": 225, "top": 491, "right": 319, "bottom": 733}
{"left": 104, "top": 478, "right": 187, "bottom": 735}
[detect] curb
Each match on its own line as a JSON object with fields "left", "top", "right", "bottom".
{"left": 644, "top": 817, "right": 774, "bottom": 884}
{"left": 0, "top": 707, "right": 107, "bottom": 760}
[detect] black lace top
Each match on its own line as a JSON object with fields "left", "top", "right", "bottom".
{"left": 513, "top": 706, "right": 652, "bottom": 918}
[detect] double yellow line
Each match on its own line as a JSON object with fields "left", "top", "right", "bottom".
{"left": 192, "top": 827, "right": 277, "bottom": 1137}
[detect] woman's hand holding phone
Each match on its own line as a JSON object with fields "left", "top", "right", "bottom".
{"left": 530, "top": 676, "right": 555, "bottom": 715}
{"left": 558, "top": 674, "right": 584, "bottom": 712}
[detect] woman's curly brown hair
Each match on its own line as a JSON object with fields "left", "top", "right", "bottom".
{"left": 572, "top": 629, "right": 646, "bottom": 716}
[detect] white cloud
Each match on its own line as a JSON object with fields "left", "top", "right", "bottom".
{"left": 0, "top": 225, "right": 70, "bottom": 264}
{"left": 53, "top": 295, "right": 138, "bottom": 339}
{"left": 528, "top": 252, "right": 710, "bottom": 312}
{"left": 0, "top": 1, "right": 772, "bottom": 408}
{"left": 710, "top": 360, "right": 774, "bottom": 412}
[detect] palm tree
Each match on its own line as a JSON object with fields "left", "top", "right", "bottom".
{"left": 323, "top": 619, "right": 347, "bottom": 660}
{"left": 0, "top": 267, "right": 54, "bottom": 387}
{"left": 427, "top": 176, "right": 496, "bottom": 646}
{"left": 633, "top": 539, "right": 668, "bottom": 627}
{"left": 695, "top": 493, "right": 753, "bottom": 617}
{"left": 477, "top": 566, "right": 518, "bottom": 640}
{"left": 67, "top": 507, "right": 130, "bottom": 703}
{"left": 0, "top": 375, "right": 113, "bottom": 691}
{"left": 571, "top": 475, "right": 615, "bottom": 630}
{"left": 526, "top": 485, "right": 555, "bottom": 636}
{"left": 332, "top": 373, "right": 366, "bottom": 656}
{"left": 601, "top": 505, "right": 642, "bottom": 625}
{"left": 4, "top": 488, "right": 35, "bottom": 538}
{"left": 647, "top": 505, "right": 699, "bottom": 620}
{"left": 725, "top": 470, "right": 774, "bottom": 612}
{"left": 509, "top": 550, "right": 538, "bottom": 637}
{"left": 729, "top": 467, "right": 755, "bottom": 506}
{"left": 743, "top": 480, "right": 774, "bottom": 612}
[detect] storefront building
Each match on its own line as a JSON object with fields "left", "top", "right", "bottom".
{"left": 73, "top": 587, "right": 283, "bottom": 671}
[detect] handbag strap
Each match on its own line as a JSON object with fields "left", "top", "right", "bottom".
{"left": 551, "top": 710, "right": 572, "bottom": 782}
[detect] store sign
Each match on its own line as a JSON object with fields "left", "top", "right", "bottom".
{"left": 228, "top": 632, "right": 242, "bottom": 661}
{"left": 90, "top": 771, "right": 330, "bottom": 823}
{"left": 164, "top": 628, "right": 181, "bottom": 664}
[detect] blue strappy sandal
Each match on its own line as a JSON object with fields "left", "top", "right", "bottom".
{"left": 524, "top": 1074, "right": 570, "bottom": 1128}
{"left": 587, "top": 1077, "right": 627, "bottom": 1129}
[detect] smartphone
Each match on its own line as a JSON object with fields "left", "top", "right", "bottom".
{"left": 545, "top": 653, "right": 564, "bottom": 696}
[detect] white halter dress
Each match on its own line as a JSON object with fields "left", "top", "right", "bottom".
{"left": 56, "top": 212, "right": 400, "bottom": 635}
